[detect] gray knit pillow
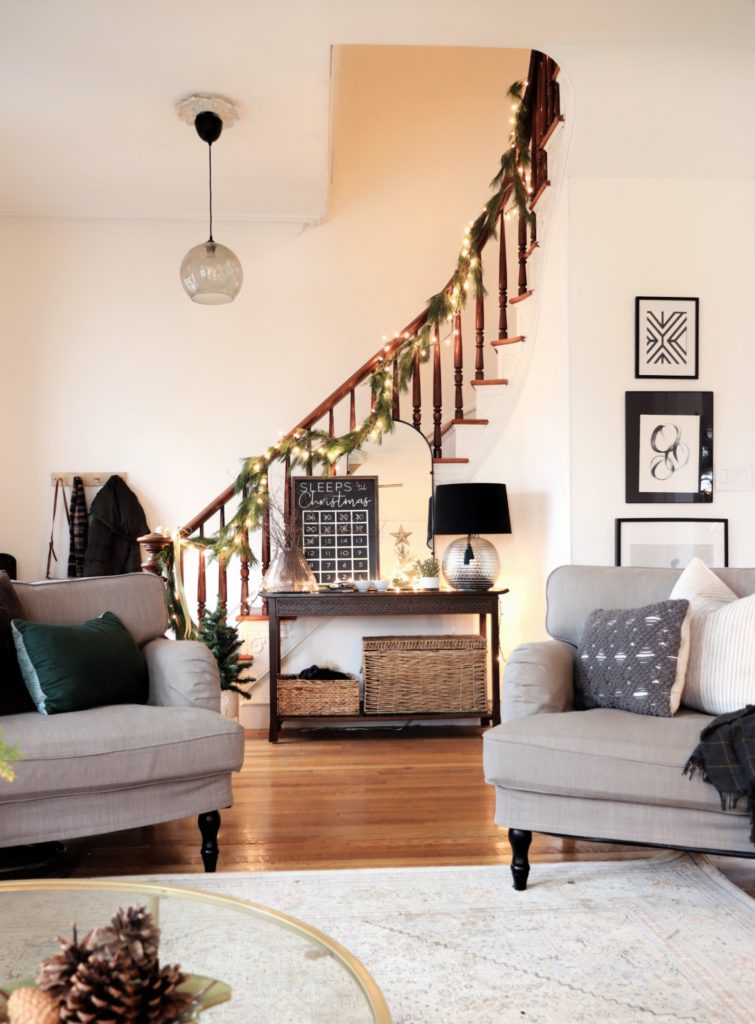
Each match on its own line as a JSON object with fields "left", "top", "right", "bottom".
{"left": 576, "top": 599, "right": 691, "bottom": 717}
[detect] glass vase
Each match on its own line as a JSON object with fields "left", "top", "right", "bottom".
{"left": 262, "top": 546, "right": 318, "bottom": 593}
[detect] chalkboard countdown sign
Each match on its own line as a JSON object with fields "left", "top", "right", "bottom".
{"left": 293, "top": 476, "right": 379, "bottom": 584}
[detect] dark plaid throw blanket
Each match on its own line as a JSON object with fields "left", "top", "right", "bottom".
{"left": 684, "top": 705, "right": 755, "bottom": 845}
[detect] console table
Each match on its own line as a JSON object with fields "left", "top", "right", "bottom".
{"left": 266, "top": 589, "right": 507, "bottom": 742}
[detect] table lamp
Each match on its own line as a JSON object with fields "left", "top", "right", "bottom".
{"left": 431, "top": 483, "right": 511, "bottom": 590}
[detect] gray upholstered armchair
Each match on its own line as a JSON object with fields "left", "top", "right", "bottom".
{"left": 483, "top": 565, "right": 755, "bottom": 890}
{"left": 1, "top": 573, "right": 244, "bottom": 871}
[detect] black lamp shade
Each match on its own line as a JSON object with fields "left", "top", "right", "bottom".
{"left": 431, "top": 483, "right": 511, "bottom": 536}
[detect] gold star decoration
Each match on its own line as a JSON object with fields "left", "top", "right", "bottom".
{"left": 390, "top": 525, "right": 413, "bottom": 546}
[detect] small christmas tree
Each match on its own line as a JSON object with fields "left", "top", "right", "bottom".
{"left": 197, "top": 607, "right": 252, "bottom": 699}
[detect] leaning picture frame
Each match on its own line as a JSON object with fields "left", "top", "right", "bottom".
{"left": 625, "top": 391, "right": 713, "bottom": 503}
{"left": 615, "top": 518, "right": 728, "bottom": 569}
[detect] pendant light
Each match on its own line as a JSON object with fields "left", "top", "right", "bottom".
{"left": 177, "top": 94, "right": 243, "bottom": 305}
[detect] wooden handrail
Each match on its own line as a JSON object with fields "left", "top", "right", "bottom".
{"left": 177, "top": 52, "right": 559, "bottom": 543}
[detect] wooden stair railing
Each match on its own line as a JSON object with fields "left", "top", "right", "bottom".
{"left": 140, "top": 52, "right": 562, "bottom": 617}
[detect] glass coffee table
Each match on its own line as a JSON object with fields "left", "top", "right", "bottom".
{"left": 0, "top": 878, "right": 391, "bottom": 1023}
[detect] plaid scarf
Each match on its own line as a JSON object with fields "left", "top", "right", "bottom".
{"left": 67, "top": 475, "right": 88, "bottom": 578}
{"left": 684, "top": 705, "right": 755, "bottom": 845}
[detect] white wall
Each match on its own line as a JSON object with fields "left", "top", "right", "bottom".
{"left": 0, "top": 46, "right": 528, "bottom": 581}
{"left": 569, "top": 177, "right": 755, "bottom": 567}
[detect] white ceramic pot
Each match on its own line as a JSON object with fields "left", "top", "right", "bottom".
{"left": 419, "top": 576, "right": 440, "bottom": 590}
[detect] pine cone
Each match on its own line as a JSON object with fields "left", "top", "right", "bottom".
{"left": 7, "top": 988, "right": 59, "bottom": 1024}
{"left": 90, "top": 907, "right": 160, "bottom": 969}
{"left": 140, "top": 963, "right": 192, "bottom": 1023}
{"left": 38, "top": 927, "right": 91, "bottom": 999}
{"left": 60, "top": 953, "right": 142, "bottom": 1023}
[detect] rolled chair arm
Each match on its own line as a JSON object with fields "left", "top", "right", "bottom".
{"left": 143, "top": 638, "right": 221, "bottom": 712}
{"left": 502, "top": 640, "right": 575, "bottom": 722}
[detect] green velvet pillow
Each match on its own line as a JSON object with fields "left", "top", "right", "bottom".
{"left": 11, "top": 611, "right": 148, "bottom": 715}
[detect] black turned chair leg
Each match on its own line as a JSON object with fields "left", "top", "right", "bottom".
{"left": 509, "top": 828, "right": 532, "bottom": 891}
{"left": 198, "top": 811, "right": 221, "bottom": 873}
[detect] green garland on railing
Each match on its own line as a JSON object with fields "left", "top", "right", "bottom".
{"left": 166, "top": 80, "right": 533, "bottom": 576}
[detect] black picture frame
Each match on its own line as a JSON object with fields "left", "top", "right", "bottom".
{"left": 635, "top": 296, "right": 699, "bottom": 379}
{"left": 625, "top": 391, "right": 713, "bottom": 503}
{"left": 615, "top": 518, "right": 728, "bottom": 568}
{"left": 292, "top": 476, "right": 379, "bottom": 584}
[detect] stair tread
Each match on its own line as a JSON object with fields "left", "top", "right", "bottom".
{"left": 509, "top": 291, "right": 533, "bottom": 305}
{"left": 491, "top": 335, "right": 525, "bottom": 347}
{"left": 433, "top": 457, "right": 470, "bottom": 464}
{"left": 470, "top": 378, "right": 509, "bottom": 386}
{"left": 541, "top": 115, "right": 565, "bottom": 149}
{"left": 525, "top": 240, "right": 539, "bottom": 259}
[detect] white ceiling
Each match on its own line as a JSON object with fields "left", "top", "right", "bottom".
{"left": 3, "top": 0, "right": 753, "bottom": 223}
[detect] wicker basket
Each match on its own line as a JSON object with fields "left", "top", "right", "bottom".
{"left": 362, "top": 635, "right": 487, "bottom": 714}
{"left": 277, "top": 674, "right": 360, "bottom": 716}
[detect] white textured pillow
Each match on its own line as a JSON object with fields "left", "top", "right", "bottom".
{"left": 670, "top": 558, "right": 755, "bottom": 714}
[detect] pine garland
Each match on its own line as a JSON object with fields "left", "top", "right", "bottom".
{"left": 163, "top": 79, "right": 533, "bottom": 581}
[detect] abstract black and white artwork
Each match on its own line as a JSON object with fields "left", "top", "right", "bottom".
{"left": 635, "top": 297, "right": 699, "bottom": 379}
{"left": 625, "top": 392, "right": 713, "bottom": 503}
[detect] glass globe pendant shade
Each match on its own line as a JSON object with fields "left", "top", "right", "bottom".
{"left": 180, "top": 240, "right": 243, "bottom": 305}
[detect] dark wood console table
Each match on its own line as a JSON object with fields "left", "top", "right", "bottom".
{"left": 265, "top": 589, "right": 507, "bottom": 742}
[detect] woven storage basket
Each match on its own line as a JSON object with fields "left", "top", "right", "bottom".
{"left": 277, "top": 675, "right": 360, "bottom": 716}
{"left": 362, "top": 635, "right": 487, "bottom": 714}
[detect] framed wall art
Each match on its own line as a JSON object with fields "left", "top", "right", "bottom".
{"left": 625, "top": 391, "right": 713, "bottom": 503}
{"left": 615, "top": 518, "right": 728, "bottom": 569}
{"left": 292, "top": 476, "right": 379, "bottom": 584}
{"left": 635, "top": 296, "right": 699, "bottom": 379}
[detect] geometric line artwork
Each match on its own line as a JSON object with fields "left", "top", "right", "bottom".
{"left": 635, "top": 297, "right": 699, "bottom": 380}
{"left": 646, "top": 310, "right": 688, "bottom": 365}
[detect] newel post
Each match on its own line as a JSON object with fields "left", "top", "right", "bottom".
{"left": 139, "top": 532, "right": 171, "bottom": 576}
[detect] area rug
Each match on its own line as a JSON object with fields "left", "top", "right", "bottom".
{"left": 2, "top": 854, "right": 753, "bottom": 1023}
{"left": 159, "top": 853, "right": 753, "bottom": 1024}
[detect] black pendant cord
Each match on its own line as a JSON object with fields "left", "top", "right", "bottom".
{"left": 208, "top": 143, "right": 214, "bottom": 243}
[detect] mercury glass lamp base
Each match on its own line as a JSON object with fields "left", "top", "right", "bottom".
{"left": 441, "top": 536, "right": 499, "bottom": 591}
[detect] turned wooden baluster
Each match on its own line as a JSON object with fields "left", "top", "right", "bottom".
{"left": 306, "top": 438, "right": 313, "bottom": 475}
{"left": 412, "top": 346, "right": 422, "bottom": 430}
{"left": 349, "top": 388, "right": 357, "bottom": 431}
{"left": 284, "top": 455, "right": 292, "bottom": 539}
{"left": 197, "top": 526, "right": 207, "bottom": 621}
{"left": 328, "top": 407, "right": 337, "bottom": 477}
{"left": 453, "top": 313, "right": 464, "bottom": 419}
{"left": 498, "top": 211, "right": 509, "bottom": 339}
{"left": 392, "top": 356, "right": 400, "bottom": 421}
{"left": 218, "top": 506, "right": 227, "bottom": 615}
{"left": 475, "top": 282, "right": 485, "bottom": 380}
{"left": 432, "top": 324, "right": 442, "bottom": 458}
{"left": 262, "top": 502, "right": 271, "bottom": 576}
{"left": 239, "top": 492, "right": 250, "bottom": 616}
{"left": 518, "top": 212, "right": 528, "bottom": 295}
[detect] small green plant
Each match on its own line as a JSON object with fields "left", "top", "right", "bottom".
{"left": 198, "top": 606, "right": 253, "bottom": 699}
{"left": 414, "top": 556, "right": 441, "bottom": 578}
{"left": 0, "top": 729, "right": 20, "bottom": 783}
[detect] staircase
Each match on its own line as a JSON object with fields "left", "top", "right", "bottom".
{"left": 140, "top": 51, "right": 567, "bottom": 652}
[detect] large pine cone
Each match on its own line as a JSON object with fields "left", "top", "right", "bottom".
{"left": 60, "top": 955, "right": 191, "bottom": 1024}
{"left": 6, "top": 987, "right": 59, "bottom": 1024}
{"left": 60, "top": 953, "right": 142, "bottom": 1023}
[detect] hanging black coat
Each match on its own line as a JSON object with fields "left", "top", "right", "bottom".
{"left": 83, "top": 475, "right": 149, "bottom": 576}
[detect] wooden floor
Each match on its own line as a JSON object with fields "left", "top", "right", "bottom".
{"left": 65, "top": 728, "right": 754, "bottom": 894}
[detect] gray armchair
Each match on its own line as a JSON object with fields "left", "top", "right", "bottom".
{"left": 483, "top": 565, "right": 755, "bottom": 890}
{"left": 1, "top": 573, "right": 244, "bottom": 871}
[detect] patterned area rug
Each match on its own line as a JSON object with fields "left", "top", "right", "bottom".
{"left": 150, "top": 853, "right": 754, "bottom": 1024}
{"left": 2, "top": 854, "right": 753, "bottom": 1023}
